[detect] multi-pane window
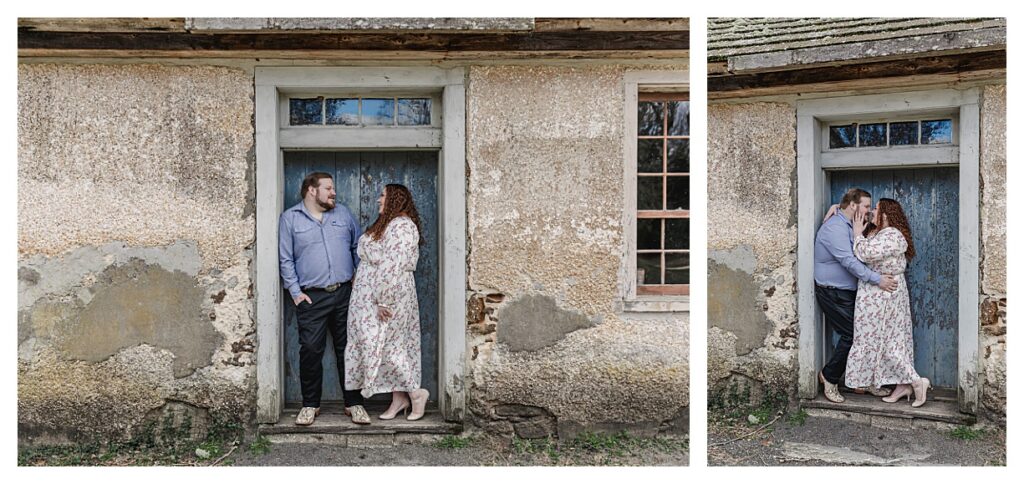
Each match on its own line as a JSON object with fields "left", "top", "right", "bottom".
{"left": 636, "top": 93, "right": 689, "bottom": 296}
{"left": 289, "top": 96, "right": 432, "bottom": 126}
{"left": 828, "top": 118, "right": 954, "bottom": 149}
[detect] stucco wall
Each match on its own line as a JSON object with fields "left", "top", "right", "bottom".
{"left": 17, "top": 61, "right": 690, "bottom": 444}
{"left": 18, "top": 63, "right": 257, "bottom": 444}
{"left": 464, "top": 65, "right": 689, "bottom": 438}
{"left": 707, "top": 102, "right": 799, "bottom": 406}
{"left": 979, "top": 84, "right": 1006, "bottom": 422}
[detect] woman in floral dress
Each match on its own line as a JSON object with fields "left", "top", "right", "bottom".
{"left": 843, "top": 197, "right": 931, "bottom": 407}
{"left": 345, "top": 184, "right": 430, "bottom": 420}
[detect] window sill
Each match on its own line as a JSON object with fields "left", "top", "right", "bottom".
{"left": 617, "top": 296, "right": 689, "bottom": 313}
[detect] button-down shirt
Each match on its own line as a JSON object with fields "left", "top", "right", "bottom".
{"left": 279, "top": 202, "right": 360, "bottom": 299}
{"left": 813, "top": 211, "right": 880, "bottom": 290}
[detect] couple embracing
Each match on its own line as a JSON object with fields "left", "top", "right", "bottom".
{"left": 815, "top": 188, "right": 932, "bottom": 408}
{"left": 279, "top": 172, "right": 428, "bottom": 426}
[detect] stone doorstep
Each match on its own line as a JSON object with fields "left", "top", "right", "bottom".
{"left": 801, "top": 389, "right": 976, "bottom": 429}
{"left": 259, "top": 402, "right": 462, "bottom": 448}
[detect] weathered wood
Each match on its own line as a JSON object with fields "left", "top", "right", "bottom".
{"left": 796, "top": 113, "right": 822, "bottom": 400}
{"left": 18, "top": 17, "right": 185, "bottom": 32}
{"left": 796, "top": 88, "right": 982, "bottom": 412}
{"left": 255, "top": 82, "right": 285, "bottom": 424}
{"left": 619, "top": 298, "right": 689, "bottom": 313}
{"left": 17, "top": 48, "right": 687, "bottom": 61}
{"left": 830, "top": 167, "right": 960, "bottom": 389}
{"left": 439, "top": 77, "right": 467, "bottom": 423}
{"left": 637, "top": 285, "right": 689, "bottom": 296}
{"left": 821, "top": 146, "right": 958, "bottom": 169}
{"left": 638, "top": 92, "right": 688, "bottom": 101}
{"left": 255, "top": 66, "right": 469, "bottom": 425}
{"left": 280, "top": 151, "right": 442, "bottom": 403}
{"left": 711, "top": 19, "right": 1005, "bottom": 63}
{"left": 261, "top": 403, "right": 462, "bottom": 435}
{"left": 621, "top": 71, "right": 690, "bottom": 303}
{"left": 710, "top": 50, "right": 1006, "bottom": 94}
{"left": 535, "top": 18, "right": 688, "bottom": 32}
{"left": 278, "top": 127, "right": 442, "bottom": 149}
{"left": 802, "top": 392, "right": 976, "bottom": 425}
{"left": 709, "top": 69, "right": 1005, "bottom": 101}
{"left": 707, "top": 61, "right": 729, "bottom": 75}
{"left": 18, "top": 30, "right": 688, "bottom": 52}
{"left": 957, "top": 98, "right": 981, "bottom": 415}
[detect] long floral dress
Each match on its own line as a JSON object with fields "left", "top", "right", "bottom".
{"left": 844, "top": 227, "right": 920, "bottom": 388}
{"left": 345, "top": 216, "right": 421, "bottom": 399}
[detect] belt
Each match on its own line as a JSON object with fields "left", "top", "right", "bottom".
{"left": 816, "top": 283, "right": 854, "bottom": 292}
{"left": 303, "top": 282, "right": 344, "bottom": 293}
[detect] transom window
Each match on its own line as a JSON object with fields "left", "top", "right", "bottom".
{"left": 827, "top": 118, "right": 954, "bottom": 149}
{"left": 289, "top": 96, "right": 432, "bottom": 126}
{"left": 636, "top": 93, "right": 689, "bottom": 295}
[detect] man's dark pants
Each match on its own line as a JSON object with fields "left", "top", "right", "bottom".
{"left": 816, "top": 284, "right": 857, "bottom": 385}
{"left": 295, "top": 281, "right": 364, "bottom": 408}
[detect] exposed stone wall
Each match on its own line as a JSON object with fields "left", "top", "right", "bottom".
{"left": 18, "top": 63, "right": 256, "bottom": 445}
{"left": 979, "top": 84, "right": 1006, "bottom": 422}
{"left": 465, "top": 65, "right": 689, "bottom": 438}
{"left": 707, "top": 101, "right": 799, "bottom": 407}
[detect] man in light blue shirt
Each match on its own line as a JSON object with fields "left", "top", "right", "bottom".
{"left": 814, "top": 188, "right": 897, "bottom": 403}
{"left": 279, "top": 172, "right": 368, "bottom": 425}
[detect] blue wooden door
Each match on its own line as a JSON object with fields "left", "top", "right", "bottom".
{"left": 827, "top": 167, "right": 958, "bottom": 389}
{"left": 282, "top": 151, "right": 439, "bottom": 403}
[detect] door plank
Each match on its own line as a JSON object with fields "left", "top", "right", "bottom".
{"left": 828, "top": 167, "right": 958, "bottom": 389}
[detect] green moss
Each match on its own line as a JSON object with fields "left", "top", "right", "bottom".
{"left": 435, "top": 435, "right": 473, "bottom": 449}
{"left": 787, "top": 409, "right": 808, "bottom": 426}
{"left": 247, "top": 436, "right": 271, "bottom": 456}
{"left": 949, "top": 426, "right": 986, "bottom": 441}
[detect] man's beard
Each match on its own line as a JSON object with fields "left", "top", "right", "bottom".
{"left": 317, "top": 197, "right": 336, "bottom": 210}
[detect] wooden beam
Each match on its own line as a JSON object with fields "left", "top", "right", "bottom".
{"left": 18, "top": 48, "right": 688, "bottom": 62}
{"left": 709, "top": 50, "right": 1005, "bottom": 95}
{"left": 707, "top": 61, "right": 729, "bottom": 76}
{"left": 18, "top": 30, "right": 688, "bottom": 52}
{"left": 709, "top": 69, "right": 1005, "bottom": 101}
{"left": 535, "top": 18, "right": 688, "bottom": 32}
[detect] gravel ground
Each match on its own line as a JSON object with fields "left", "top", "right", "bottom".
{"left": 708, "top": 414, "right": 1004, "bottom": 466}
{"left": 228, "top": 434, "right": 689, "bottom": 467}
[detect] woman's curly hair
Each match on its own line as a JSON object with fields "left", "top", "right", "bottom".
{"left": 877, "top": 197, "right": 915, "bottom": 260}
{"left": 365, "top": 184, "right": 423, "bottom": 245}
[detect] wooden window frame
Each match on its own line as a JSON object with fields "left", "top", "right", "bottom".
{"left": 283, "top": 92, "right": 442, "bottom": 128}
{"left": 620, "top": 71, "right": 689, "bottom": 312}
{"left": 636, "top": 92, "right": 689, "bottom": 296}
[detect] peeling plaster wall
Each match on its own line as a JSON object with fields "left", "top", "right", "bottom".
{"left": 18, "top": 63, "right": 256, "bottom": 444}
{"left": 979, "top": 84, "right": 1006, "bottom": 422}
{"left": 707, "top": 101, "right": 799, "bottom": 406}
{"left": 707, "top": 82, "right": 1007, "bottom": 422}
{"left": 465, "top": 65, "right": 689, "bottom": 438}
{"left": 18, "top": 60, "right": 691, "bottom": 443}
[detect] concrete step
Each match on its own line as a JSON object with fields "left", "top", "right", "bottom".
{"left": 259, "top": 401, "right": 463, "bottom": 447}
{"left": 801, "top": 388, "right": 976, "bottom": 429}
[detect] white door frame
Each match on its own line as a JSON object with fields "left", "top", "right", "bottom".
{"left": 795, "top": 88, "right": 981, "bottom": 414}
{"left": 254, "top": 67, "right": 467, "bottom": 423}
